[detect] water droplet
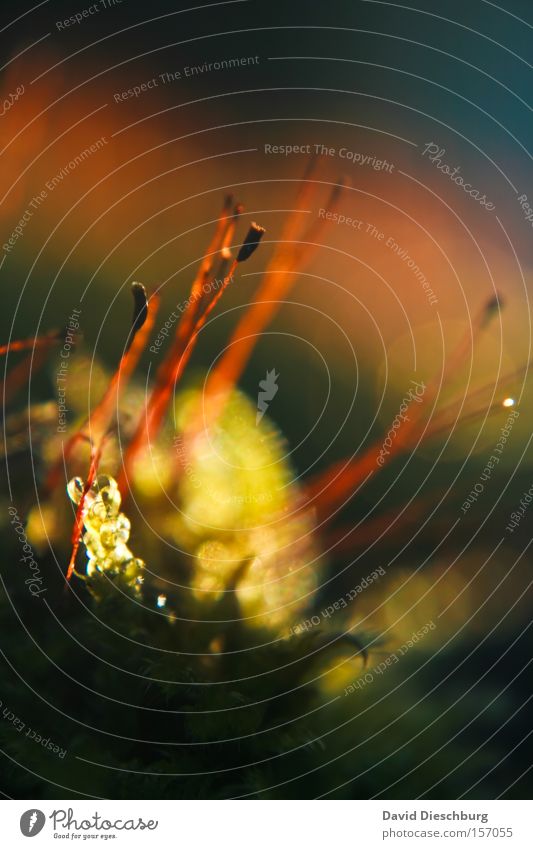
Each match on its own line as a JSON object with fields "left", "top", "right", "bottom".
{"left": 67, "top": 477, "right": 84, "bottom": 505}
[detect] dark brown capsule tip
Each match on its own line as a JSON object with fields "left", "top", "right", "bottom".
{"left": 482, "top": 291, "right": 504, "bottom": 325}
{"left": 236, "top": 222, "right": 266, "bottom": 263}
{"left": 127, "top": 281, "right": 149, "bottom": 349}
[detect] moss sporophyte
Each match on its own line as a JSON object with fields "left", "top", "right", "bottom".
{"left": 2, "top": 176, "right": 520, "bottom": 677}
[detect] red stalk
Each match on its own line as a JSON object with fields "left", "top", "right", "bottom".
{"left": 306, "top": 294, "right": 505, "bottom": 520}
{"left": 63, "top": 285, "right": 158, "bottom": 579}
